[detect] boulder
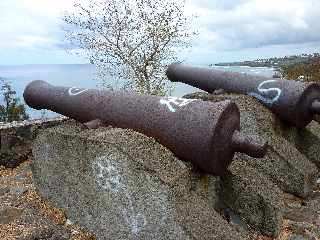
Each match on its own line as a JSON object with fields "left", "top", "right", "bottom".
{"left": 220, "top": 160, "right": 283, "bottom": 236}
{"left": 279, "top": 120, "right": 320, "bottom": 169}
{"left": 32, "top": 123, "right": 246, "bottom": 240}
{"left": 184, "top": 92, "right": 319, "bottom": 198}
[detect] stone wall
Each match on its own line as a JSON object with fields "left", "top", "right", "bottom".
{"left": 0, "top": 117, "right": 67, "bottom": 168}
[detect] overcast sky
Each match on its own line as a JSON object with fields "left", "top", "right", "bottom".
{"left": 1, "top": 0, "right": 320, "bottom": 65}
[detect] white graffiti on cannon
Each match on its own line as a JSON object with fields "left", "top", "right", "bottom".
{"left": 68, "top": 87, "right": 89, "bottom": 96}
{"left": 160, "top": 97, "right": 197, "bottom": 113}
{"left": 249, "top": 80, "right": 282, "bottom": 107}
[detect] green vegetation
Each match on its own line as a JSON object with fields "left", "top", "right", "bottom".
{"left": 215, "top": 53, "right": 320, "bottom": 82}
{"left": 0, "top": 78, "right": 29, "bottom": 123}
{"left": 214, "top": 53, "right": 320, "bottom": 68}
{"left": 279, "top": 56, "right": 320, "bottom": 82}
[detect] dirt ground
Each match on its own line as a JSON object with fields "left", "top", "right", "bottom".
{"left": 0, "top": 159, "right": 95, "bottom": 240}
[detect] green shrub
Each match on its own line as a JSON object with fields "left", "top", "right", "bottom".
{"left": 0, "top": 79, "right": 29, "bottom": 123}
{"left": 280, "top": 57, "right": 320, "bottom": 82}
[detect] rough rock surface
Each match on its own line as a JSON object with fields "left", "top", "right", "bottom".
{"left": 220, "top": 160, "right": 283, "bottom": 236}
{"left": 280, "top": 120, "right": 320, "bottom": 169}
{"left": 32, "top": 123, "right": 247, "bottom": 240}
{"left": 184, "top": 92, "right": 319, "bottom": 198}
{"left": 2, "top": 106, "right": 320, "bottom": 239}
{"left": 0, "top": 117, "right": 67, "bottom": 168}
{"left": 183, "top": 92, "right": 320, "bottom": 239}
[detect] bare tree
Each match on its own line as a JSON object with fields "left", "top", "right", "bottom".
{"left": 63, "top": 0, "right": 194, "bottom": 95}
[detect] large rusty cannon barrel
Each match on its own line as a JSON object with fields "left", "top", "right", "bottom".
{"left": 166, "top": 63, "right": 320, "bottom": 128}
{"left": 23, "top": 80, "right": 267, "bottom": 176}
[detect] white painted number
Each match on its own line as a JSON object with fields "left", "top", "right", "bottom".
{"left": 160, "top": 97, "right": 197, "bottom": 113}
{"left": 68, "top": 87, "right": 88, "bottom": 96}
{"left": 249, "top": 80, "right": 282, "bottom": 106}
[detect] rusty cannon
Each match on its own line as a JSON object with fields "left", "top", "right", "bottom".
{"left": 166, "top": 63, "right": 320, "bottom": 128}
{"left": 23, "top": 80, "right": 267, "bottom": 176}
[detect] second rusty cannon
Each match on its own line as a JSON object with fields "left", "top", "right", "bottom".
{"left": 23, "top": 80, "right": 267, "bottom": 176}
{"left": 166, "top": 63, "right": 320, "bottom": 128}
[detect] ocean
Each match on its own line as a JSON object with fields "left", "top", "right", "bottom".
{"left": 0, "top": 64, "right": 275, "bottom": 119}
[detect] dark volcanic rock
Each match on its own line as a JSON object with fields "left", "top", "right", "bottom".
{"left": 220, "top": 160, "right": 283, "bottom": 236}
{"left": 0, "top": 147, "right": 31, "bottom": 168}
{"left": 0, "top": 207, "right": 24, "bottom": 224}
{"left": 0, "top": 117, "right": 67, "bottom": 168}
{"left": 280, "top": 120, "right": 320, "bottom": 169}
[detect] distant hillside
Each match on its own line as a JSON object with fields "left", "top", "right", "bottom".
{"left": 214, "top": 53, "right": 320, "bottom": 69}
{"left": 213, "top": 53, "right": 320, "bottom": 81}
{"left": 280, "top": 56, "right": 320, "bottom": 82}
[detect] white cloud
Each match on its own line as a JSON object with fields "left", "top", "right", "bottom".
{"left": 188, "top": 0, "right": 320, "bottom": 52}
{"left": 19, "top": 0, "right": 74, "bottom": 16}
{"left": 0, "top": 0, "right": 320, "bottom": 64}
{"left": 0, "top": 0, "right": 74, "bottom": 50}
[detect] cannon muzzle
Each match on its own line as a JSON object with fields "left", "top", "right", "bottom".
{"left": 24, "top": 80, "right": 267, "bottom": 176}
{"left": 166, "top": 63, "right": 320, "bottom": 128}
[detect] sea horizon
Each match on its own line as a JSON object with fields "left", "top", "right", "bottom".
{"left": 0, "top": 63, "right": 275, "bottom": 119}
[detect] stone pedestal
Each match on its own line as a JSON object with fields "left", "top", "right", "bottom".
{"left": 184, "top": 93, "right": 319, "bottom": 198}
{"left": 32, "top": 123, "right": 246, "bottom": 240}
